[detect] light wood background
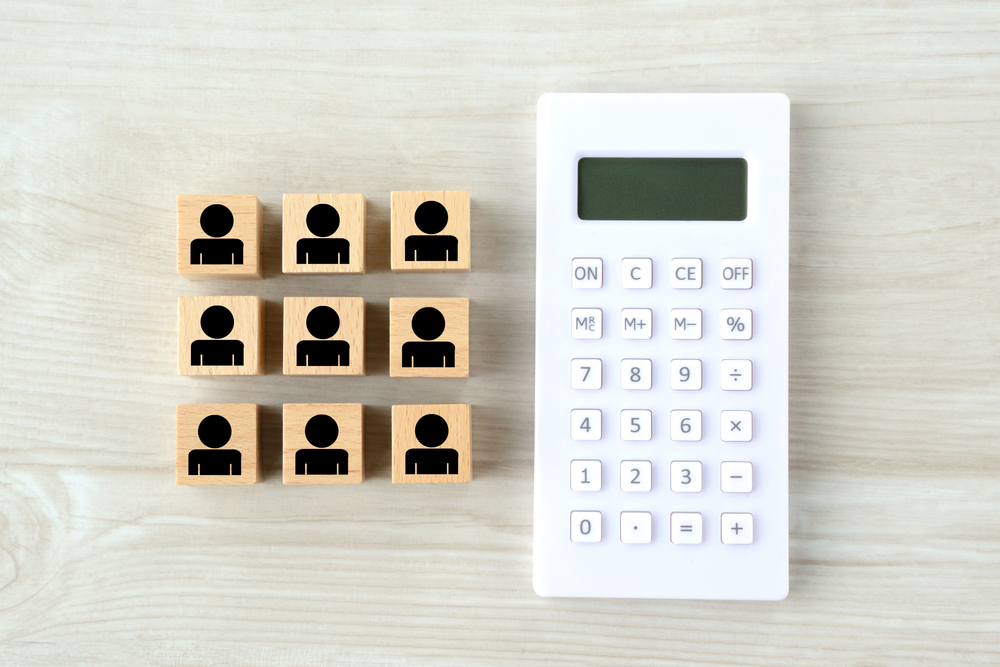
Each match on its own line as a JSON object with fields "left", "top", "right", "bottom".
{"left": 1, "top": 1, "right": 998, "bottom": 665}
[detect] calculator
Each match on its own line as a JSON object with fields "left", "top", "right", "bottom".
{"left": 533, "top": 93, "right": 789, "bottom": 600}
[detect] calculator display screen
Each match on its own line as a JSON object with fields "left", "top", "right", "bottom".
{"left": 577, "top": 158, "right": 748, "bottom": 221}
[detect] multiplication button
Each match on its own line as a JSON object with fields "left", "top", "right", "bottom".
{"left": 720, "top": 259, "right": 752, "bottom": 289}
{"left": 572, "top": 258, "right": 602, "bottom": 288}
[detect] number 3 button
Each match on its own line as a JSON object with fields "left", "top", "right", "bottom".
{"left": 670, "top": 461, "right": 703, "bottom": 492}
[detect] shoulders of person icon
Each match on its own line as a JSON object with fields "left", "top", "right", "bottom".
{"left": 404, "top": 200, "right": 458, "bottom": 262}
{"left": 405, "top": 413, "right": 459, "bottom": 475}
{"left": 402, "top": 306, "right": 454, "bottom": 368}
{"left": 188, "top": 414, "right": 242, "bottom": 475}
{"left": 294, "top": 414, "right": 349, "bottom": 475}
{"left": 296, "top": 203, "right": 350, "bottom": 265}
{"left": 191, "top": 204, "right": 244, "bottom": 265}
{"left": 296, "top": 305, "right": 350, "bottom": 367}
{"left": 192, "top": 305, "right": 244, "bottom": 366}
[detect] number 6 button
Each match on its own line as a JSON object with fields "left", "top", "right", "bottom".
{"left": 670, "top": 410, "right": 702, "bottom": 441}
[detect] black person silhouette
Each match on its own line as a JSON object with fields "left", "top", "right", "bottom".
{"left": 295, "top": 414, "right": 349, "bottom": 475}
{"left": 188, "top": 414, "right": 242, "bottom": 475}
{"left": 296, "top": 203, "right": 350, "bottom": 265}
{"left": 404, "top": 200, "right": 458, "bottom": 262}
{"left": 296, "top": 306, "right": 350, "bottom": 366}
{"left": 405, "top": 414, "right": 458, "bottom": 475}
{"left": 190, "top": 204, "right": 244, "bottom": 265}
{"left": 402, "top": 307, "right": 455, "bottom": 368}
{"left": 191, "top": 305, "right": 244, "bottom": 366}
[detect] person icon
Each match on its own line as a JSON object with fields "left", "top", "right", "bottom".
{"left": 296, "top": 306, "right": 350, "bottom": 366}
{"left": 294, "top": 414, "right": 349, "bottom": 475}
{"left": 296, "top": 203, "right": 350, "bottom": 265}
{"left": 188, "top": 415, "right": 242, "bottom": 475}
{"left": 402, "top": 307, "right": 455, "bottom": 368}
{"left": 190, "top": 204, "right": 244, "bottom": 265}
{"left": 404, "top": 200, "right": 458, "bottom": 262}
{"left": 405, "top": 414, "right": 458, "bottom": 475}
{"left": 191, "top": 305, "right": 244, "bottom": 366}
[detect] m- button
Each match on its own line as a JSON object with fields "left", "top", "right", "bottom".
{"left": 572, "top": 258, "right": 603, "bottom": 289}
{"left": 720, "top": 259, "right": 753, "bottom": 289}
{"left": 670, "top": 258, "right": 702, "bottom": 289}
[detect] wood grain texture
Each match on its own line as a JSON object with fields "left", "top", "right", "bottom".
{"left": 282, "top": 193, "right": 367, "bottom": 275}
{"left": 283, "top": 296, "right": 366, "bottom": 376}
{"left": 177, "top": 194, "right": 263, "bottom": 279}
{"left": 282, "top": 403, "right": 364, "bottom": 484}
{"left": 178, "top": 295, "right": 264, "bottom": 376}
{"left": 1, "top": 0, "right": 999, "bottom": 664}
{"left": 392, "top": 404, "right": 472, "bottom": 483}
{"left": 176, "top": 403, "right": 260, "bottom": 485}
{"left": 390, "top": 297, "right": 470, "bottom": 377}
{"left": 391, "top": 191, "right": 471, "bottom": 272}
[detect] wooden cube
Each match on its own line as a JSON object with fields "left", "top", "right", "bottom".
{"left": 283, "top": 297, "right": 366, "bottom": 376}
{"left": 177, "top": 195, "right": 262, "bottom": 279}
{"left": 282, "top": 194, "right": 366, "bottom": 275}
{"left": 391, "top": 404, "right": 471, "bottom": 484}
{"left": 389, "top": 297, "right": 468, "bottom": 378}
{"left": 390, "top": 190, "right": 470, "bottom": 272}
{"left": 176, "top": 403, "right": 260, "bottom": 485}
{"left": 178, "top": 296, "right": 264, "bottom": 376}
{"left": 283, "top": 403, "right": 364, "bottom": 484}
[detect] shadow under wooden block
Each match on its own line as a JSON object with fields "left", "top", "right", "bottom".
{"left": 391, "top": 404, "right": 471, "bottom": 484}
{"left": 282, "top": 194, "right": 366, "bottom": 275}
{"left": 282, "top": 403, "right": 364, "bottom": 484}
{"left": 390, "top": 191, "right": 470, "bottom": 273}
{"left": 283, "top": 297, "right": 365, "bottom": 376}
{"left": 176, "top": 404, "right": 260, "bottom": 485}
{"left": 177, "top": 195, "right": 262, "bottom": 279}
{"left": 178, "top": 296, "right": 264, "bottom": 376}
{"left": 389, "top": 297, "right": 468, "bottom": 378}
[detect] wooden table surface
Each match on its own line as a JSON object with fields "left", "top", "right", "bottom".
{"left": 1, "top": 2, "right": 998, "bottom": 664}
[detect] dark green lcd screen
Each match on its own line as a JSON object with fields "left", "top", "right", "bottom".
{"left": 577, "top": 157, "right": 748, "bottom": 221}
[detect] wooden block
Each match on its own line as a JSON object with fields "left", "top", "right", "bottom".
{"left": 389, "top": 297, "right": 468, "bottom": 378}
{"left": 283, "top": 297, "right": 366, "bottom": 376}
{"left": 390, "top": 190, "right": 470, "bottom": 272}
{"left": 282, "top": 194, "right": 366, "bottom": 274}
{"left": 282, "top": 403, "right": 364, "bottom": 484}
{"left": 391, "top": 404, "right": 471, "bottom": 484}
{"left": 177, "top": 195, "right": 262, "bottom": 279}
{"left": 178, "top": 296, "right": 264, "bottom": 376}
{"left": 176, "top": 403, "right": 260, "bottom": 485}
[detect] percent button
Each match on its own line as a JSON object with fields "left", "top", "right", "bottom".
{"left": 721, "top": 309, "right": 753, "bottom": 340}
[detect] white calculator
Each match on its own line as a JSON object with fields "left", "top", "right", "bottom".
{"left": 533, "top": 93, "right": 789, "bottom": 600}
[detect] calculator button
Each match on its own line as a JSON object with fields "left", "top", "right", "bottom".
{"left": 669, "top": 461, "right": 702, "bottom": 492}
{"left": 721, "top": 462, "right": 752, "bottom": 493}
{"left": 670, "top": 258, "right": 703, "bottom": 289}
{"left": 720, "top": 411, "right": 752, "bottom": 442}
{"left": 621, "top": 258, "right": 652, "bottom": 289}
{"left": 670, "top": 308, "right": 702, "bottom": 340}
{"left": 620, "top": 308, "right": 652, "bottom": 339}
{"left": 670, "top": 359, "right": 702, "bottom": 390}
{"left": 620, "top": 359, "right": 652, "bottom": 390}
{"left": 721, "top": 513, "right": 753, "bottom": 545}
{"left": 620, "top": 460, "right": 652, "bottom": 492}
{"left": 570, "top": 460, "right": 602, "bottom": 491}
{"left": 620, "top": 410, "right": 652, "bottom": 441}
{"left": 670, "top": 512, "right": 703, "bottom": 544}
{"left": 620, "top": 512, "right": 652, "bottom": 544}
{"left": 571, "top": 511, "right": 602, "bottom": 542}
{"left": 571, "top": 409, "right": 602, "bottom": 440}
{"left": 720, "top": 258, "right": 753, "bottom": 289}
{"left": 572, "top": 258, "right": 602, "bottom": 288}
{"left": 720, "top": 308, "right": 752, "bottom": 340}
{"left": 571, "top": 358, "right": 602, "bottom": 390}
{"left": 721, "top": 359, "right": 752, "bottom": 391}
{"left": 670, "top": 410, "right": 702, "bottom": 441}
{"left": 571, "top": 308, "right": 602, "bottom": 339}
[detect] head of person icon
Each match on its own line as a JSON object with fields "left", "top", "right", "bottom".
{"left": 191, "top": 305, "right": 244, "bottom": 367}
{"left": 404, "top": 200, "right": 458, "bottom": 262}
{"left": 188, "top": 414, "right": 242, "bottom": 475}
{"left": 297, "top": 203, "right": 350, "bottom": 265}
{"left": 297, "top": 306, "right": 350, "bottom": 367}
{"left": 295, "top": 414, "right": 349, "bottom": 475}
{"left": 402, "top": 307, "right": 455, "bottom": 368}
{"left": 191, "top": 204, "right": 244, "bottom": 265}
{"left": 405, "top": 413, "right": 458, "bottom": 475}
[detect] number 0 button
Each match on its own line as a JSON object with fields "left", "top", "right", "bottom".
{"left": 571, "top": 511, "right": 602, "bottom": 542}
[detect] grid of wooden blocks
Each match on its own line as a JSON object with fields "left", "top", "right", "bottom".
{"left": 175, "top": 192, "right": 472, "bottom": 486}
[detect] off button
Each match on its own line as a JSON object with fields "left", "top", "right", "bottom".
{"left": 721, "top": 258, "right": 753, "bottom": 289}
